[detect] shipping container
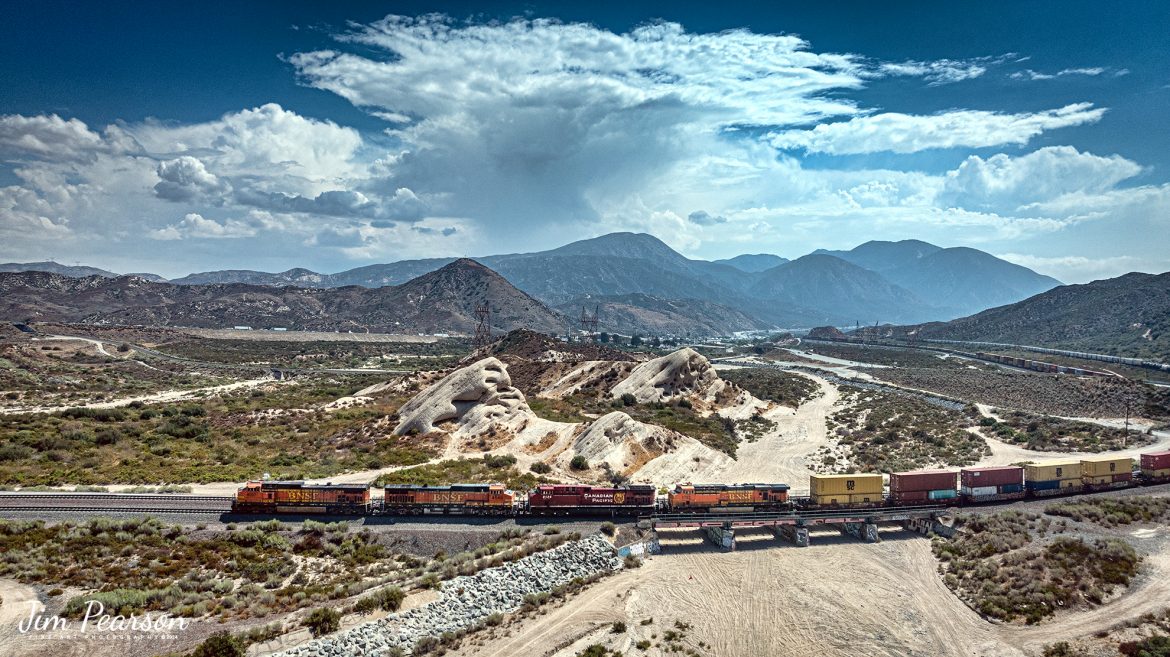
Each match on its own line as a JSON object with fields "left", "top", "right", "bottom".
{"left": 810, "top": 493, "right": 852, "bottom": 505}
{"left": 999, "top": 483, "right": 1024, "bottom": 494}
{"left": 1025, "top": 461, "right": 1081, "bottom": 482}
{"left": 928, "top": 489, "right": 957, "bottom": 501}
{"left": 1026, "top": 479, "right": 1061, "bottom": 491}
{"left": 1144, "top": 467, "right": 1170, "bottom": 480}
{"left": 891, "top": 490, "right": 929, "bottom": 503}
{"left": 1140, "top": 451, "right": 1170, "bottom": 471}
{"left": 890, "top": 470, "right": 958, "bottom": 493}
{"left": 1080, "top": 456, "right": 1134, "bottom": 477}
{"left": 1082, "top": 475, "right": 1112, "bottom": 486}
{"left": 1060, "top": 480, "right": 1083, "bottom": 491}
{"left": 810, "top": 473, "right": 883, "bottom": 497}
{"left": 1112, "top": 472, "right": 1133, "bottom": 483}
{"left": 962, "top": 485, "right": 999, "bottom": 497}
{"left": 960, "top": 466, "right": 1024, "bottom": 489}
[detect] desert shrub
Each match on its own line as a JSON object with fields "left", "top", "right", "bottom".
{"left": 611, "top": 621, "right": 627, "bottom": 633}
{"left": 303, "top": 607, "right": 340, "bottom": 638}
{"left": 193, "top": 631, "right": 245, "bottom": 657}
{"left": 530, "top": 461, "right": 552, "bottom": 474}
{"left": 600, "top": 521, "right": 616, "bottom": 536}
{"left": 570, "top": 455, "right": 589, "bottom": 470}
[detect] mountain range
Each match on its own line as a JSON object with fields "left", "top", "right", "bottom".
{"left": 900, "top": 271, "right": 1170, "bottom": 362}
{"left": 0, "top": 259, "right": 565, "bottom": 335}
{"left": 0, "top": 233, "right": 1063, "bottom": 333}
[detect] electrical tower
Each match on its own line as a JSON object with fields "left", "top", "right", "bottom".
{"left": 579, "top": 304, "right": 599, "bottom": 341}
{"left": 473, "top": 302, "right": 492, "bottom": 348}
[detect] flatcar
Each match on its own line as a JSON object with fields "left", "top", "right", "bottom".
{"left": 383, "top": 483, "right": 515, "bottom": 515}
{"left": 527, "top": 484, "right": 656, "bottom": 515}
{"left": 668, "top": 483, "right": 790, "bottom": 512}
{"left": 232, "top": 480, "right": 371, "bottom": 514}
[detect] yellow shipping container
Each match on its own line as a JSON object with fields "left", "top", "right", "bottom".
{"left": 1025, "top": 460, "right": 1081, "bottom": 482}
{"left": 1080, "top": 456, "right": 1133, "bottom": 477}
{"left": 1081, "top": 475, "right": 1112, "bottom": 486}
{"left": 1060, "top": 478, "right": 1083, "bottom": 489}
{"left": 809, "top": 473, "right": 883, "bottom": 497}
{"left": 849, "top": 494, "right": 880, "bottom": 504}
{"left": 1143, "top": 467, "right": 1170, "bottom": 478}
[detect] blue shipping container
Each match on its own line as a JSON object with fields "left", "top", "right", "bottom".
{"left": 999, "top": 484, "right": 1024, "bottom": 494}
{"left": 1026, "top": 479, "right": 1060, "bottom": 491}
{"left": 928, "top": 489, "right": 957, "bottom": 500}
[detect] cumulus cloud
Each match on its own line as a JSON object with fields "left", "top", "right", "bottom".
{"left": 687, "top": 210, "right": 727, "bottom": 226}
{"left": 938, "top": 146, "right": 1143, "bottom": 213}
{"left": 151, "top": 213, "right": 257, "bottom": 240}
{"left": 154, "top": 156, "right": 232, "bottom": 202}
{"left": 769, "top": 104, "right": 1106, "bottom": 154}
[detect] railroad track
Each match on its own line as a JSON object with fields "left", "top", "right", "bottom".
{"left": 0, "top": 493, "right": 234, "bottom": 514}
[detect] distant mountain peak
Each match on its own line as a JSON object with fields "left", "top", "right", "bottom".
{"left": 714, "top": 253, "right": 789, "bottom": 273}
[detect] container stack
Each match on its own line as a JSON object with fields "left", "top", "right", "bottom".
{"left": 1080, "top": 456, "right": 1134, "bottom": 488}
{"left": 959, "top": 465, "right": 1025, "bottom": 502}
{"left": 889, "top": 470, "right": 958, "bottom": 504}
{"left": 1141, "top": 451, "right": 1170, "bottom": 483}
{"left": 1024, "top": 460, "right": 1083, "bottom": 496}
{"left": 809, "top": 473, "right": 884, "bottom": 505}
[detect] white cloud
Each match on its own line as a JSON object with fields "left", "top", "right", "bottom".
{"left": 996, "top": 253, "right": 1141, "bottom": 282}
{"left": 1009, "top": 67, "right": 1117, "bottom": 81}
{"left": 150, "top": 213, "right": 258, "bottom": 240}
{"left": 878, "top": 58, "right": 992, "bottom": 85}
{"left": 769, "top": 104, "right": 1106, "bottom": 154}
{"left": 154, "top": 156, "right": 231, "bottom": 202}
{"left": 938, "top": 146, "right": 1143, "bottom": 214}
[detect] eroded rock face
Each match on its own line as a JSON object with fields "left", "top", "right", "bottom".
{"left": 393, "top": 357, "right": 530, "bottom": 436}
{"left": 609, "top": 347, "right": 727, "bottom": 403}
{"left": 571, "top": 411, "right": 672, "bottom": 475}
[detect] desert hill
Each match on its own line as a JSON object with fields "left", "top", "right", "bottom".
{"left": 0, "top": 260, "right": 565, "bottom": 335}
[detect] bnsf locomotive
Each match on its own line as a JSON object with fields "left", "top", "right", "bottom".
{"left": 231, "top": 449, "right": 1170, "bottom": 517}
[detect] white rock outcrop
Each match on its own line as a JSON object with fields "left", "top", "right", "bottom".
{"left": 610, "top": 347, "right": 728, "bottom": 404}
{"left": 393, "top": 357, "right": 531, "bottom": 436}
{"left": 570, "top": 411, "right": 673, "bottom": 474}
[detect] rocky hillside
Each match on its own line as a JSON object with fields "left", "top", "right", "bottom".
{"left": 0, "top": 260, "right": 566, "bottom": 335}
{"left": 554, "top": 293, "right": 770, "bottom": 336}
{"left": 906, "top": 271, "right": 1170, "bottom": 361}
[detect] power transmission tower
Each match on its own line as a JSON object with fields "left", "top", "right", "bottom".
{"left": 473, "top": 302, "right": 492, "bottom": 348}
{"left": 579, "top": 304, "right": 599, "bottom": 342}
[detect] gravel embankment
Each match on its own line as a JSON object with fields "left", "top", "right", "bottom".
{"left": 277, "top": 534, "right": 620, "bottom": 656}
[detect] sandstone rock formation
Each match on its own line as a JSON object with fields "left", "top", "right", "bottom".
{"left": 570, "top": 411, "right": 675, "bottom": 475}
{"left": 393, "top": 357, "right": 532, "bottom": 436}
{"left": 609, "top": 347, "right": 729, "bottom": 403}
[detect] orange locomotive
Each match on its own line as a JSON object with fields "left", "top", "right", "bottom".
{"left": 668, "top": 483, "right": 790, "bottom": 512}
{"left": 232, "top": 481, "right": 372, "bottom": 514}
{"left": 383, "top": 483, "right": 516, "bottom": 515}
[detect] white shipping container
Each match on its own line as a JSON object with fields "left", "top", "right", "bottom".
{"left": 961, "top": 486, "right": 998, "bottom": 497}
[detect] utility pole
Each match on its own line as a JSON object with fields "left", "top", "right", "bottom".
{"left": 1124, "top": 400, "right": 1130, "bottom": 447}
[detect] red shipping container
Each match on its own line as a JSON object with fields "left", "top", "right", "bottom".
{"left": 890, "top": 470, "right": 958, "bottom": 493}
{"left": 1112, "top": 472, "right": 1134, "bottom": 483}
{"left": 891, "top": 490, "right": 929, "bottom": 502}
{"left": 1141, "top": 451, "right": 1170, "bottom": 470}
{"left": 961, "top": 466, "right": 1024, "bottom": 489}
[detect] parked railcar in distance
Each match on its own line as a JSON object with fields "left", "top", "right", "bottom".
{"left": 233, "top": 480, "right": 372, "bottom": 514}
{"left": 527, "top": 484, "right": 656, "bottom": 515}
{"left": 383, "top": 483, "right": 515, "bottom": 515}
{"left": 667, "top": 483, "right": 791, "bottom": 512}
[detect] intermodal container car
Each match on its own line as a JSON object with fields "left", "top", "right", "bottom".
{"left": 961, "top": 466, "right": 1024, "bottom": 489}
{"left": 1141, "top": 451, "right": 1170, "bottom": 482}
{"left": 233, "top": 481, "right": 372, "bottom": 514}
{"left": 383, "top": 483, "right": 515, "bottom": 515}
{"left": 668, "top": 483, "right": 790, "bottom": 512}
{"left": 527, "top": 484, "right": 656, "bottom": 515}
{"left": 890, "top": 470, "right": 958, "bottom": 493}
{"left": 810, "top": 492, "right": 881, "bottom": 506}
{"left": 809, "top": 473, "right": 883, "bottom": 498}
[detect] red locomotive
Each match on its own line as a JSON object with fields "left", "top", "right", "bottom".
{"left": 232, "top": 480, "right": 371, "bottom": 514}
{"left": 526, "top": 484, "right": 656, "bottom": 515}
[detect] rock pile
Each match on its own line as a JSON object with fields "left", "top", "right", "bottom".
{"left": 275, "top": 535, "right": 620, "bottom": 657}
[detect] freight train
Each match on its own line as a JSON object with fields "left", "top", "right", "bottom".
{"left": 231, "top": 449, "right": 1170, "bottom": 517}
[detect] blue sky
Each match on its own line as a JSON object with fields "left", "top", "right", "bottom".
{"left": 1, "top": 1, "right": 1167, "bottom": 281}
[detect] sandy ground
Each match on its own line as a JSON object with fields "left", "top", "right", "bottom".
{"left": 186, "top": 328, "right": 441, "bottom": 343}
{"left": 35, "top": 335, "right": 111, "bottom": 357}
{"left": 0, "top": 580, "right": 42, "bottom": 657}
{"left": 0, "top": 377, "right": 285, "bottom": 416}
{"left": 447, "top": 524, "right": 1170, "bottom": 657}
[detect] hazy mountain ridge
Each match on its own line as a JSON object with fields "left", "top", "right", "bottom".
{"left": 2, "top": 233, "right": 1064, "bottom": 331}
{"left": 553, "top": 293, "right": 772, "bottom": 336}
{"left": 903, "top": 271, "right": 1170, "bottom": 361}
{"left": 0, "top": 260, "right": 566, "bottom": 335}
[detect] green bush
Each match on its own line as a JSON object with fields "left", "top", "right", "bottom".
{"left": 303, "top": 607, "right": 340, "bottom": 638}
{"left": 570, "top": 455, "right": 589, "bottom": 470}
{"left": 193, "top": 631, "right": 245, "bottom": 657}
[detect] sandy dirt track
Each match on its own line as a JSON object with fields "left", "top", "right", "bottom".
{"left": 449, "top": 524, "right": 1170, "bottom": 657}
